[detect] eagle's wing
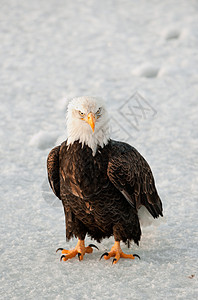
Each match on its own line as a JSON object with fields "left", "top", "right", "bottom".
{"left": 47, "top": 145, "right": 61, "bottom": 200}
{"left": 107, "top": 140, "right": 163, "bottom": 218}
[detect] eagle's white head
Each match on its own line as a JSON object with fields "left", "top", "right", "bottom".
{"left": 66, "top": 96, "right": 110, "bottom": 155}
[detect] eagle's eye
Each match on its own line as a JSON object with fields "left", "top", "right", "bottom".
{"left": 79, "top": 111, "right": 85, "bottom": 118}
{"left": 96, "top": 107, "right": 102, "bottom": 118}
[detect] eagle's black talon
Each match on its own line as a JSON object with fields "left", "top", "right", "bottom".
{"left": 56, "top": 248, "right": 64, "bottom": 253}
{"left": 88, "top": 244, "right": 99, "bottom": 250}
{"left": 100, "top": 252, "right": 109, "bottom": 260}
{"left": 112, "top": 258, "right": 117, "bottom": 264}
{"left": 60, "top": 255, "right": 66, "bottom": 261}
{"left": 133, "top": 254, "right": 140, "bottom": 259}
{"left": 78, "top": 253, "right": 81, "bottom": 261}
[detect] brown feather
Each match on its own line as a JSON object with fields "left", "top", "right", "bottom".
{"left": 47, "top": 139, "right": 162, "bottom": 245}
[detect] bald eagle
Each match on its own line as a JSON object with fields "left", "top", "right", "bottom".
{"left": 47, "top": 97, "right": 163, "bottom": 264}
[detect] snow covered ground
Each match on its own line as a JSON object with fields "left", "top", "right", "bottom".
{"left": 1, "top": 0, "right": 198, "bottom": 299}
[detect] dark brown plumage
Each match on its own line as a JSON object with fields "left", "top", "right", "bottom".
{"left": 47, "top": 139, "right": 163, "bottom": 247}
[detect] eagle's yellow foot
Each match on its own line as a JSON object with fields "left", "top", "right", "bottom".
{"left": 100, "top": 241, "right": 140, "bottom": 264}
{"left": 56, "top": 239, "right": 99, "bottom": 262}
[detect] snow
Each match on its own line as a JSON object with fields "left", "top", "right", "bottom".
{"left": 0, "top": 0, "right": 198, "bottom": 299}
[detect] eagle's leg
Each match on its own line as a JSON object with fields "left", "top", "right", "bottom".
{"left": 57, "top": 239, "right": 98, "bottom": 262}
{"left": 100, "top": 241, "right": 140, "bottom": 264}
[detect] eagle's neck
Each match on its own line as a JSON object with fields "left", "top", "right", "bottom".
{"left": 66, "top": 119, "right": 110, "bottom": 156}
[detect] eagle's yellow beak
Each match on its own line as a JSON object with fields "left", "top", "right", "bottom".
{"left": 85, "top": 112, "right": 96, "bottom": 132}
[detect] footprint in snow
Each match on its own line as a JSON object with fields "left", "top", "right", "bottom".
{"left": 164, "top": 28, "right": 180, "bottom": 40}
{"left": 29, "top": 131, "right": 59, "bottom": 150}
{"left": 134, "top": 64, "right": 160, "bottom": 78}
